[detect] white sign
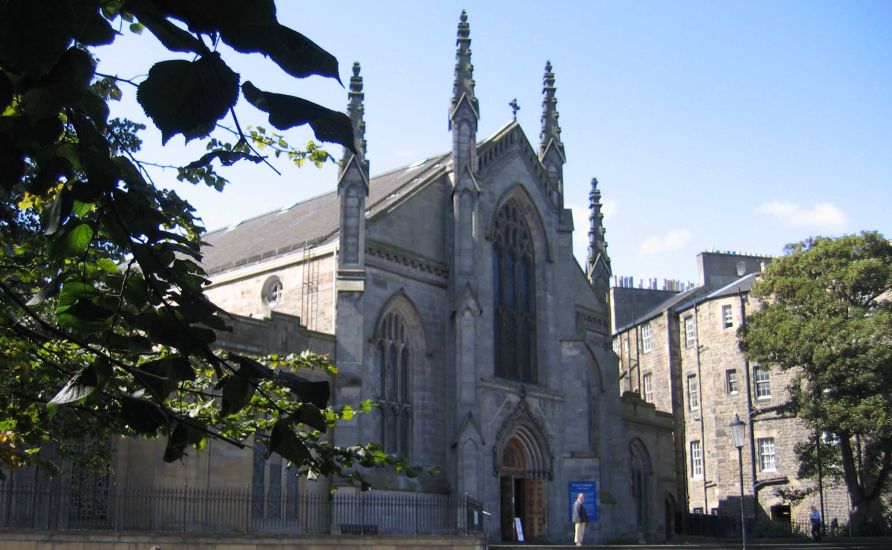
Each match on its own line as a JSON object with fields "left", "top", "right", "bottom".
{"left": 514, "top": 517, "right": 524, "bottom": 542}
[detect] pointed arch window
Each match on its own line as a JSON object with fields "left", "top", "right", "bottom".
{"left": 493, "top": 199, "right": 536, "bottom": 383}
{"left": 376, "top": 311, "right": 412, "bottom": 456}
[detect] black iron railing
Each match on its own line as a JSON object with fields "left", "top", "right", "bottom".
{"left": 0, "top": 482, "right": 484, "bottom": 536}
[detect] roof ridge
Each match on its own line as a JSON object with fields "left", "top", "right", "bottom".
{"left": 203, "top": 188, "right": 338, "bottom": 237}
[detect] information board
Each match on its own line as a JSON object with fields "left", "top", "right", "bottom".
{"left": 568, "top": 481, "right": 598, "bottom": 522}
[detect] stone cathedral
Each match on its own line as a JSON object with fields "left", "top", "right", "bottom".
{"left": 195, "top": 11, "right": 674, "bottom": 544}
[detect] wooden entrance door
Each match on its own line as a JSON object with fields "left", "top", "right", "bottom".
{"left": 522, "top": 478, "right": 546, "bottom": 540}
{"left": 499, "top": 475, "right": 515, "bottom": 541}
{"left": 499, "top": 437, "right": 547, "bottom": 541}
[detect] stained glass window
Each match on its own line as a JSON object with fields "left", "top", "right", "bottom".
{"left": 376, "top": 311, "right": 412, "bottom": 456}
{"left": 493, "top": 200, "right": 536, "bottom": 382}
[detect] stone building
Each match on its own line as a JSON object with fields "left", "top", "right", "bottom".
{"left": 197, "top": 10, "right": 684, "bottom": 543}
{"left": 2, "top": 12, "right": 679, "bottom": 545}
{"left": 611, "top": 251, "right": 848, "bottom": 530}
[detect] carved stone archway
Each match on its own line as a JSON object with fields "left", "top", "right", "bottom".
{"left": 492, "top": 392, "right": 552, "bottom": 542}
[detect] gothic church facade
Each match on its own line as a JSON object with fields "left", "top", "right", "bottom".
{"left": 197, "top": 12, "right": 675, "bottom": 543}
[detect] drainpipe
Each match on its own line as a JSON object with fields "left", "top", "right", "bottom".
{"left": 634, "top": 322, "right": 642, "bottom": 395}
{"left": 693, "top": 302, "right": 708, "bottom": 514}
{"left": 739, "top": 288, "right": 758, "bottom": 522}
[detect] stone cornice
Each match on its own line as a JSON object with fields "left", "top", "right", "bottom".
{"left": 366, "top": 240, "right": 449, "bottom": 279}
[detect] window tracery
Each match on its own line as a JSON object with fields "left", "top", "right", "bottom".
{"left": 493, "top": 200, "right": 536, "bottom": 382}
{"left": 376, "top": 311, "right": 412, "bottom": 456}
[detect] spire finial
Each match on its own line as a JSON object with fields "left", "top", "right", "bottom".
{"left": 509, "top": 98, "right": 520, "bottom": 121}
{"left": 588, "top": 177, "right": 610, "bottom": 274}
{"left": 340, "top": 61, "right": 368, "bottom": 176}
{"left": 451, "top": 10, "right": 478, "bottom": 116}
{"left": 540, "top": 60, "right": 562, "bottom": 156}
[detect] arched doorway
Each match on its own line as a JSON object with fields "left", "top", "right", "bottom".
{"left": 497, "top": 430, "right": 549, "bottom": 542}
{"left": 665, "top": 493, "right": 677, "bottom": 540}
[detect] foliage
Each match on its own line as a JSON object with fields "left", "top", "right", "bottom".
{"left": 0, "top": 0, "right": 412, "bottom": 487}
{"left": 742, "top": 231, "right": 892, "bottom": 531}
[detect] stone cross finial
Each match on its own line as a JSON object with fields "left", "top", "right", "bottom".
{"left": 509, "top": 98, "right": 520, "bottom": 120}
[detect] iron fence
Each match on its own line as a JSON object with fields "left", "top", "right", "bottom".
{"left": 0, "top": 482, "right": 484, "bottom": 536}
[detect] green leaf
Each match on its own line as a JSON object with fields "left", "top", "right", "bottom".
{"left": 31, "top": 117, "right": 65, "bottom": 147}
{"left": 121, "top": 396, "right": 168, "bottom": 434}
{"left": 76, "top": 12, "right": 117, "bottom": 46}
{"left": 48, "top": 47, "right": 96, "bottom": 106}
{"left": 276, "top": 371, "right": 330, "bottom": 408}
{"left": 163, "top": 420, "right": 204, "bottom": 462}
{"left": 292, "top": 403, "right": 326, "bottom": 433}
{"left": 58, "top": 280, "right": 99, "bottom": 306}
{"left": 0, "top": 133, "right": 25, "bottom": 191}
{"left": 150, "top": 0, "right": 277, "bottom": 34}
{"left": 229, "top": 353, "right": 274, "bottom": 381}
{"left": 0, "top": 72, "right": 11, "bottom": 111}
{"left": 221, "top": 23, "right": 339, "bottom": 81}
{"left": 41, "top": 191, "right": 65, "bottom": 235}
{"left": 242, "top": 82, "right": 355, "bottom": 152}
{"left": 134, "top": 359, "right": 177, "bottom": 400}
{"left": 48, "top": 369, "right": 96, "bottom": 409}
{"left": 33, "top": 156, "right": 74, "bottom": 198}
{"left": 0, "top": 0, "right": 77, "bottom": 77}
{"left": 221, "top": 374, "right": 254, "bottom": 416}
{"left": 104, "top": 332, "right": 154, "bottom": 354}
{"left": 50, "top": 223, "right": 93, "bottom": 258}
{"left": 96, "top": 257, "right": 119, "bottom": 273}
{"left": 26, "top": 280, "right": 60, "bottom": 306}
{"left": 47, "top": 359, "right": 111, "bottom": 414}
{"left": 268, "top": 419, "right": 310, "bottom": 464}
{"left": 22, "top": 87, "right": 63, "bottom": 121}
{"left": 137, "top": 55, "right": 239, "bottom": 144}
{"left": 80, "top": 91, "right": 111, "bottom": 129}
{"left": 134, "top": 10, "right": 204, "bottom": 54}
{"left": 183, "top": 150, "right": 264, "bottom": 170}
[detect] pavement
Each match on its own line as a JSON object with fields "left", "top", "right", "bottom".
{"left": 488, "top": 538, "right": 892, "bottom": 550}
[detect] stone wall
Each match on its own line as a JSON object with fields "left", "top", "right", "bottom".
{"left": 205, "top": 249, "right": 337, "bottom": 334}
{"left": 679, "top": 294, "right": 847, "bottom": 525}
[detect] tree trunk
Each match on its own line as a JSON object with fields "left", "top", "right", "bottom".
{"left": 840, "top": 435, "right": 891, "bottom": 534}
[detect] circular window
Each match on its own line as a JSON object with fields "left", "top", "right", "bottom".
{"left": 261, "top": 276, "right": 284, "bottom": 308}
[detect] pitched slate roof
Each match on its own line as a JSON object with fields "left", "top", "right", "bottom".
{"left": 614, "top": 285, "right": 709, "bottom": 333}
{"left": 199, "top": 153, "right": 450, "bottom": 275}
{"left": 199, "top": 120, "right": 528, "bottom": 276}
{"left": 615, "top": 273, "right": 758, "bottom": 332}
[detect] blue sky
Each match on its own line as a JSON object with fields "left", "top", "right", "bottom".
{"left": 93, "top": 1, "right": 892, "bottom": 284}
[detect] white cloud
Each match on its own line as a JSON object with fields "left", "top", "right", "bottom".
{"left": 640, "top": 229, "right": 692, "bottom": 255}
{"left": 568, "top": 200, "right": 617, "bottom": 230}
{"left": 755, "top": 200, "right": 847, "bottom": 230}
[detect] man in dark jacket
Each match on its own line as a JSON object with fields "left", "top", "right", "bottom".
{"left": 572, "top": 492, "right": 589, "bottom": 546}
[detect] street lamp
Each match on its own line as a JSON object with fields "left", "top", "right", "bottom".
{"left": 730, "top": 414, "right": 747, "bottom": 550}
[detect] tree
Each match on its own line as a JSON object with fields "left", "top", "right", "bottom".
{"left": 742, "top": 231, "right": 892, "bottom": 532}
{"left": 0, "top": 0, "right": 407, "bottom": 486}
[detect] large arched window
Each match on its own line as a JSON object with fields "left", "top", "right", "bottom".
{"left": 376, "top": 311, "right": 411, "bottom": 456}
{"left": 493, "top": 199, "right": 536, "bottom": 382}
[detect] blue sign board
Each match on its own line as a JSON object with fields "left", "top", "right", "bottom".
{"left": 568, "top": 481, "right": 598, "bottom": 522}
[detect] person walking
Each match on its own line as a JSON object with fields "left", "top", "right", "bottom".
{"left": 572, "top": 492, "right": 589, "bottom": 547}
{"left": 809, "top": 506, "right": 822, "bottom": 542}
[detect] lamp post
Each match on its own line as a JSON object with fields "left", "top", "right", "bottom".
{"left": 730, "top": 414, "right": 747, "bottom": 550}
